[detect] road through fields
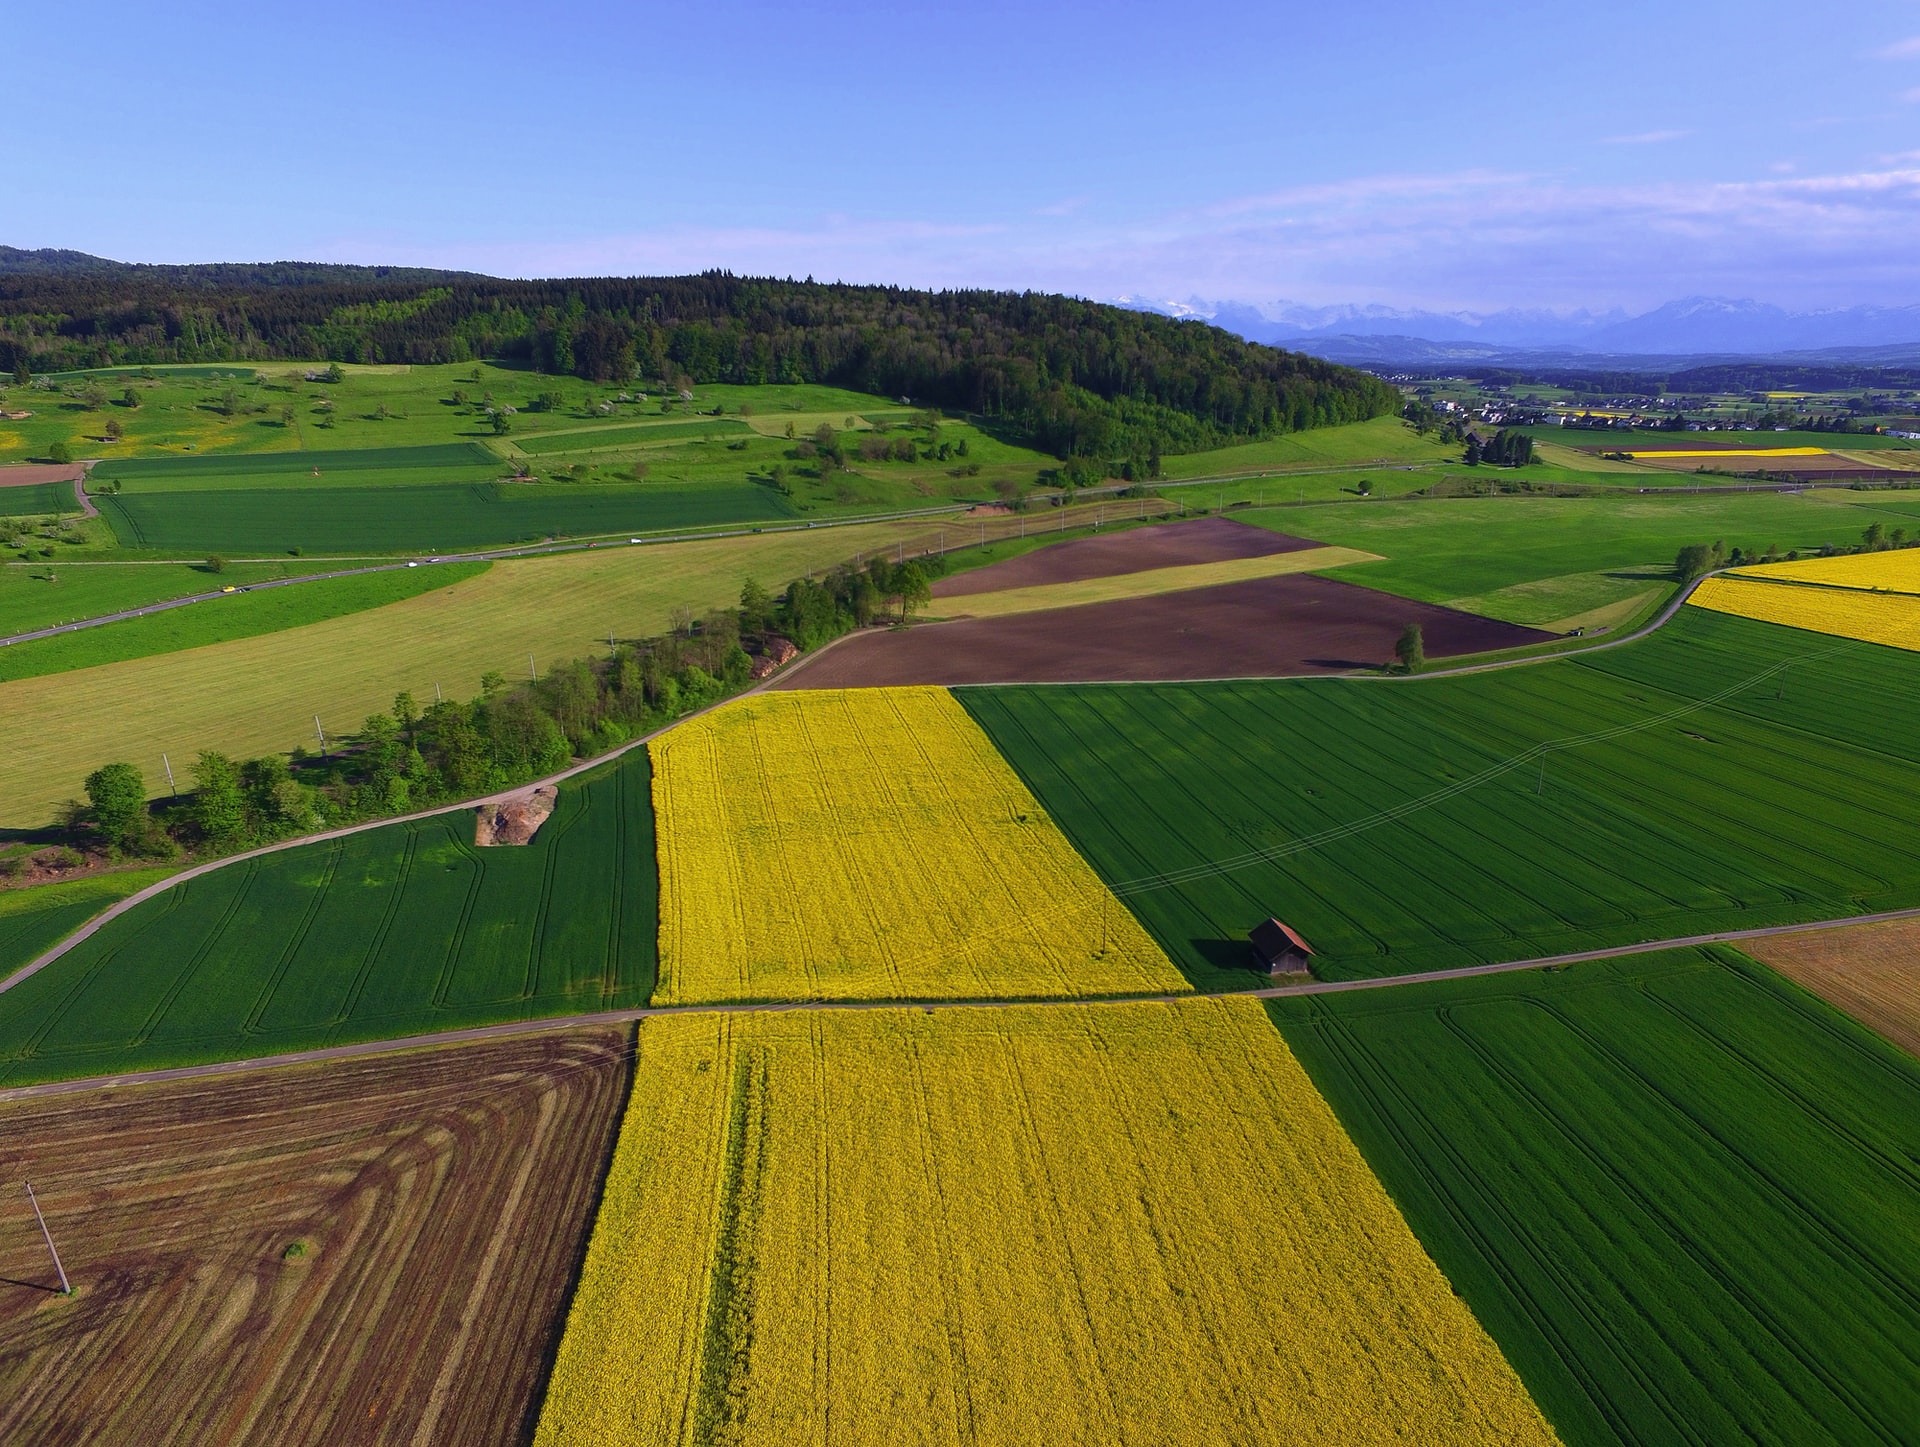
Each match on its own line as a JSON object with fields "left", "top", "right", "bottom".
{"left": 2, "top": 903, "right": 1912, "bottom": 1104}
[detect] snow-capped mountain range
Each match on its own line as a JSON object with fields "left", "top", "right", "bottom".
{"left": 1115, "top": 295, "right": 1920, "bottom": 362}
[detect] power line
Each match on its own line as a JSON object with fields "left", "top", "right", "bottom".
{"left": 24, "top": 1182, "right": 70, "bottom": 1296}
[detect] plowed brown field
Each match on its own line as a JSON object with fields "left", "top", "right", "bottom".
{"left": 0, "top": 1028, "right": 630, "bottom": 1447}
{"left": 931, "top": 516, "right": 1314, "bottom": 597}
{"left": 778, "top": 573, "right": 1551, "bottom": 688}
{"left": 1746, "top": 919, "right": 1920, "bottom": 1057}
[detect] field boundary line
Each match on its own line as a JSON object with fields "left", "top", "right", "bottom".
{"left": 9, "top": 903, "right": 1920, "bottom": 1101}
{"left": 0, "top": 633, "right": 863, "bottom": 1003}
{"left": 0, "top": 571, "right": 1737, "bottom": 1006}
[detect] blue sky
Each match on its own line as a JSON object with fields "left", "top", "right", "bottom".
{"left": 9, "top": 1, "right": 1920, "bottom": 311}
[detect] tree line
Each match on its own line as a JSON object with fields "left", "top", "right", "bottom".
{"left": 76, "top": 553, "right": 948, "bottom": 859}
{"left": 1673, "top": 523, "right": 1914, "bottom": 583}
{"left": 0, "top": 268, "right": 1397, "bottom": 463}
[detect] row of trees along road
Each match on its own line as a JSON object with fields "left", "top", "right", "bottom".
{"left": 77, "top": 555, "right": 942, "bottom": 859}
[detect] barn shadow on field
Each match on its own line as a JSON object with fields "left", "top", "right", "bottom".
{"left": 1187, "top": 936, "right": 1268, "bottom": 979}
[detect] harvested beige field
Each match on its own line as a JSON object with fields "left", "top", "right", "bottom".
{"left": 1746, "top": 918, "right": 1920, "bottom": 1057}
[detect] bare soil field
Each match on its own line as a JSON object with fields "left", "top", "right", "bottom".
{"left": 0, "top": 1028, "right": 630, "bottom": 1447}
{"left": 0, "top": 464, "right": 85, "bottom": 490}
{"left": 1746, "top": 918, "right": 1920, "bottom": 1057}
{"left": 931, "top": 516, "right": 1315, "bottom": 598}
{"left": 777, "top": 573, "right": 1550, "bottom": 688}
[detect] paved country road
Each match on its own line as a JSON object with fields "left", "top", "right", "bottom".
{"left": 0, "top": 903, "right": 1912, "bottom": 1105}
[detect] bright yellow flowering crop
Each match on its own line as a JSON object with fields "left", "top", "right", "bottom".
{"left": 535, "top": 1000, "right": 1560, "bottom": 1447}
{"left": 1691, "top": 574, "right": 1920, "bottom": 651}
{"left": 649, "top": 686, "right": 1189, "bottom": 1004}
{"left": 1730, "top": 549, "right": 1920, "bottom": 594}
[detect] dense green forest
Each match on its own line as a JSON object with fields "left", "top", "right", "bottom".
{"left": 0, "top": 254, "right": 1396, "bottom": 457}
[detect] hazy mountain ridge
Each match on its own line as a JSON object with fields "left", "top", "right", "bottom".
{"left": 1117, "top": 293, "right": 1920, "bottom": 361}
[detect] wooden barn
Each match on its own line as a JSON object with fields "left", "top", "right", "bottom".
{"left": 1249, "top": 918, "right": 1315, "bottom": 978}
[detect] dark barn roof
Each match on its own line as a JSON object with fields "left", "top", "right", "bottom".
{"left": 1250, "top": 918, "right": 1315, "bottom": 965}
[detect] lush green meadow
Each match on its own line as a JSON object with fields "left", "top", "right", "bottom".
{"left": 0, "top": 481, "right": 74, "bottom": 516}
{"left": 0, "top": 562, "right": 487, "bottom": 683}
{"left": 91, "top": 441, "right": 503, "bottom": 492}
{"left": 0, "top": 755, "right": 655, "bottom": 1085}
{"left": 1261, "top": 489, "right": 1903, "bottom": 625}
{"left": 1270, "top": 949, "right": 1920, "bottom": 1447}
{"left": 0, "top": 557, "right": 373, "bottom": 635}
{"left": 0, "top": 870, "right": 176, "bottom": 981}
{"left": 962, "top": 608, "right": 1920, "bottom": 986}
{"left": 514, "top": 418, "right": 751, "bottom": 453}
{"left": 99, "top": 479, "right": 799, "bottom": 553}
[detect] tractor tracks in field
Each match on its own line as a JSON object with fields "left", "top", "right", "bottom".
{"left": 4, "top": 903, "right": 1918, "bottom": 1104}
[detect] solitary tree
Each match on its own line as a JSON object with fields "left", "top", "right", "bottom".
{"left": 895, "top": 561, "right": 932, "bottom": 621}
{"left": 1396, "top": 623, "right": 1425, "bottom": 673}
{"left": 1864, "top": 522, "right": 1886, "bottom": 550}
{"left": 104, "top": 419, "right": 123, "bottom": 441}
{"left": 204, "top": 554, "right": 227, "bottom": 574}
{"left": 120, "top": 386, "right": 140, "bottom": 409}
{"left": 12, "top": 361, "right": 28, "bottom": 386}
{"left": 1674, "top": 541, "right": 1727, "bottom": 582}
{"left": 84, "top": 762, "right": 147, "bottom": 851}
{"left": 47, "top": 440, "right": 72, "bottom": 464}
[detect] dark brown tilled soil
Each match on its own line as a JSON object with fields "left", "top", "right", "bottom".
{"left": 931, "top": 516, "right": 1316, "bottom": 598}
{"left": 0, "top": 1028, "right": 630, "bottom": 1447}
{"left": 778, "top": 574, "right": 1553, "bottom": 688}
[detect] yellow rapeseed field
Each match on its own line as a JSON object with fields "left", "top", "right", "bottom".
{"left": 535, "top": 1000, "right": 1560, "bottom": 1447}
{"left": 648, "top": 687, "right": 1189, "bottom": 1003}
{"left": 1730, "top": 548, "right": 1920, "bottom": 594}
{"left": 1690, "top": 574, "right": 1920, "bottom": 651}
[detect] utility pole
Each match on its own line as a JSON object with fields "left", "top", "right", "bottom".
{"left": 314, "top": 717, "right": 326, "bottom": 760}
{"left": 161, "top": 753, "right": 176, "bottom": 797}
{"left": 1536, "top": 757, "right": 1545, "bottom": 794}
{"left": 24, "top": 1183, "right": 70, "bottom": 1296}
{"left": 435, "top": 681, "right": 443, "bottom": 702}
{"left": 528, "top": 653, "right": 537, "bottom": 681}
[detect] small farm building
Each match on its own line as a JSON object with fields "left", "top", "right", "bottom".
{"left": 1250, "top": 918, "right": 1314, "bottom": 977}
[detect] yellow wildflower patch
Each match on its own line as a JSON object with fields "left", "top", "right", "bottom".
{"left": 649, "top": 686, "right": 1188, "bottom": 1003}
{"left": 1690, "top": 574, "right": 1920, "bottom": 650}
{"left": 535, "top": 1000, "right": 1559, "bottom": 1447}
{"left": 1730, "top": 548, "right": 1920, "bottom": 594}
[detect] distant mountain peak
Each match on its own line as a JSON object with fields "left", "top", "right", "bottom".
{"left": 1113, "top": 292, "right": 1920, "bottom": 362}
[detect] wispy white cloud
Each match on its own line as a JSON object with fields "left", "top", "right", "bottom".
{"left": 309, "top": 163, "right": 1920, "bottom": 312}
{"left": 1878, "top": 34, "right": 1920, "bottom": 58}
{"left": 1603, "top": 129, "right": 1690, "bottom": 145}
{"left": 1033, "top": 195, "right": 1090, "bottom": 218}
{"left": 1903, "top": 85, "right": 1920, "bottom": 103}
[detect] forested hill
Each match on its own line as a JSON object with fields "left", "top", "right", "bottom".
{"left": 0, "top": 262, "right": 1397, "bottom": 457}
